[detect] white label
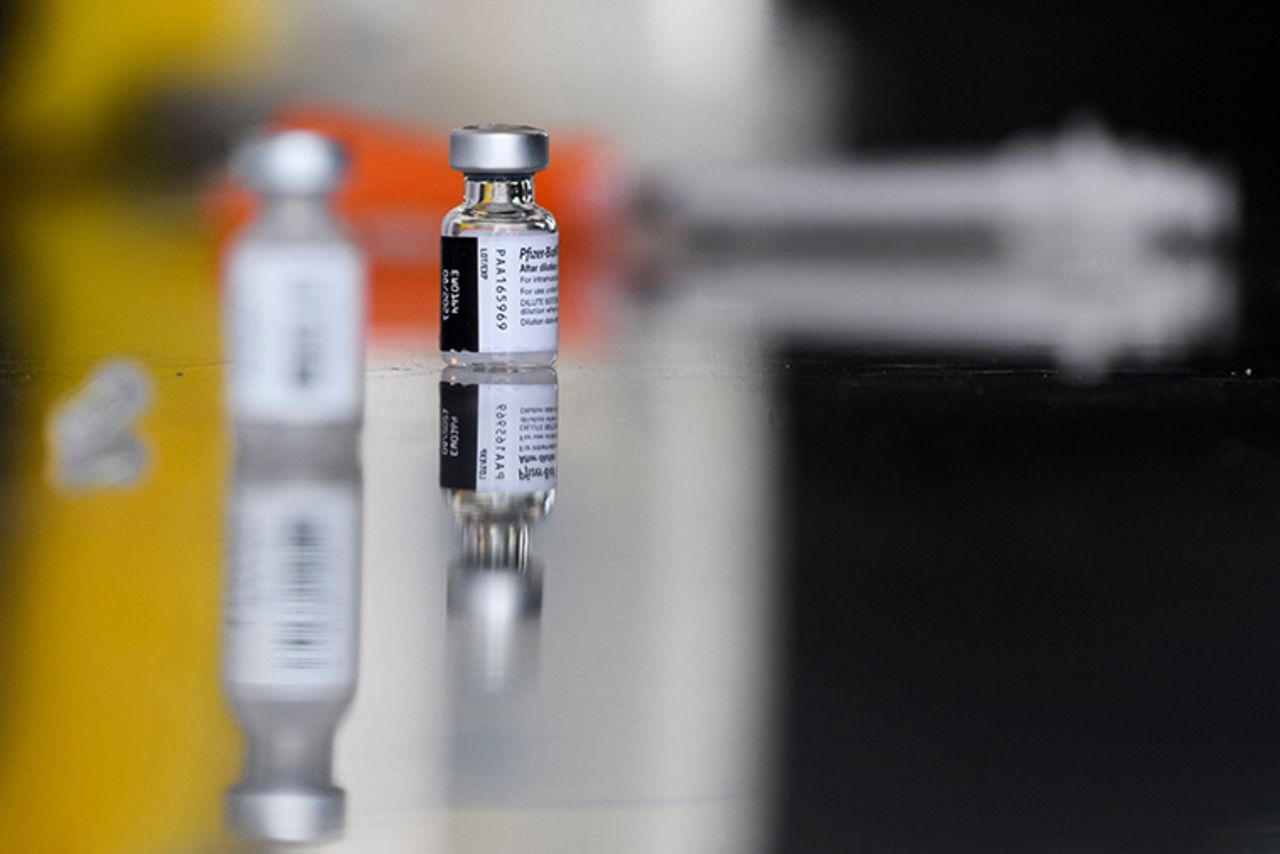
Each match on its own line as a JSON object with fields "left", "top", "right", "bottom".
{"left": 440, "top": 380, "right": 558, "bottom": 494}
{"left": 475, "top": 232, "right": 558, "bottom": 354}
{"left": 223, "top": 480, "right": 360, "bottom": 687}
{"left": 226, "top": 244, "right": 365, "bottom": 423}
{"left": 476, "top": 383, "right": 557, "bottom": 492}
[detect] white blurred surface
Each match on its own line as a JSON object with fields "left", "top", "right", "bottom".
{"left": 311, "top": 340, "right": 777, "bottom": 852}
{"left": 266, "top": 0, "right": 842, "bottom": 162}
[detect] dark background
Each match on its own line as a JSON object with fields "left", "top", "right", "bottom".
{"left": 777, "top": 358, "right": 1280, "bottom": 854}
{"left": 808, "top": 3, "right": 1264, "bottom": 215}
{"left": 773, "top": 6, "right": 1278, "bottom": 852}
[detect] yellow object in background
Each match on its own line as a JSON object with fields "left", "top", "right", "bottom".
{"left": 0, "top": 2, "right": 297, "bottom": 847}
{"left": 0, "top": 191, "right": 239, "bottom": 853}
{"left": 1, "top": 0, "right": 267, "bottom": 156}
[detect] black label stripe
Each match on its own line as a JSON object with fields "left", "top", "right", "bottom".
{"left": 440, "top": 237, "right": 479, "bottom": 352}
{"left": 439, "top": 382, "right": 480, "bottom": 490}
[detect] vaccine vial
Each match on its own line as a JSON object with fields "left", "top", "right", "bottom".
{"left": 222, "top": 432, "right": 361, "bottom": 844}
{"left": 224, "top": 130, "right": 366, "bottom": 429}
{"left": 440, "top": 124, "right": 559, "bottom": 367}
{"left": 439, "top": 367, "right": 557, "bottom": 694}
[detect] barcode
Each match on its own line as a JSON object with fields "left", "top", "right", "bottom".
{"left": 273, "top": 516, "right": 331, "bottom": 669}
{"left": 291, "top": 280, "right": 323, "bottom": 388}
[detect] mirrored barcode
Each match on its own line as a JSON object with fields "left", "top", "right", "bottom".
{"left": 273, "top": 516, "right": 332, "bottom": 669}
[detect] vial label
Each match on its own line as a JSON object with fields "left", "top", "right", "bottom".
{"left": 440, "top": 233, "right": 559, "bottom": 354}
{"left": 227, "top": 245, "right": 364, "bottom": 423}
{"left": 439, "top": 381, "right": 558, "bottom": 492}
{"left": 224, "top": 481, "right": 360, "bottom": 687}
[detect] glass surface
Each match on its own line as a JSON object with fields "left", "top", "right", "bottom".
{"left": 1, "top": 192, "right": 1277, "bottom": 854}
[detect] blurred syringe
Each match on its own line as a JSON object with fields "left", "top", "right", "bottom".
{"left": 648, "top": 122, "right": 1235, "bottom": 268}
{"left": 640, "top": 123, "right": 1238, "bottom": 372}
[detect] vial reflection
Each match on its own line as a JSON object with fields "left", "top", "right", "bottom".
{"left": 221, "top": 433, "right": 362, "bottom": 844}
{"left": 440, "top": 367, "right": 557, "bottom": 695}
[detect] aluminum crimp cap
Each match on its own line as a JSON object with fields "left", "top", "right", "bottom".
{"left": 236, "top": 129, "right": 347, "bottom": 195}
{"left": 449, "top": 124, "right": 550, "bottom": 174}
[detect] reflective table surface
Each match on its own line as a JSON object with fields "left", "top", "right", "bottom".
{"left": 3, "top": 222, "right": 1280, "bottom": 854}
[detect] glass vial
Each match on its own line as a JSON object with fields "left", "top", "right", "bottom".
{"left": 224, "top": 130, "right": 366, "bottom": 430}
{"left": 440, "top": 124, "right": 559, "bottom": 367}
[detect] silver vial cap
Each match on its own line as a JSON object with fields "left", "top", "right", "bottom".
{"left": 448, "top": 563, "right": 543, "bottom": 622}
{"left": 449, "top": 124, "right": 549, "bottom": 174}
{"left": 226, "top": 785, "right": 345, "bottom": 843}
{"left": 236, "top": 129, "right": 347, "bottom": 195}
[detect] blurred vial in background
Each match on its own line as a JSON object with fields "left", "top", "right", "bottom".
{"left": 223, "top": 130, "right": 366, "bottom": 432}
{"left": 439, "top": 367, "right": 557, "bottom": 694}
{"left": 441, "top": 125, "right": 558, "bottom": 368}
{"left": 221, "top": 432, "right": 362, "bottom": 845}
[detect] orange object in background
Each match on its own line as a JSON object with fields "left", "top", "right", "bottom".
{"left": 204, "top": 105, "right": 625, "bottom": 349}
